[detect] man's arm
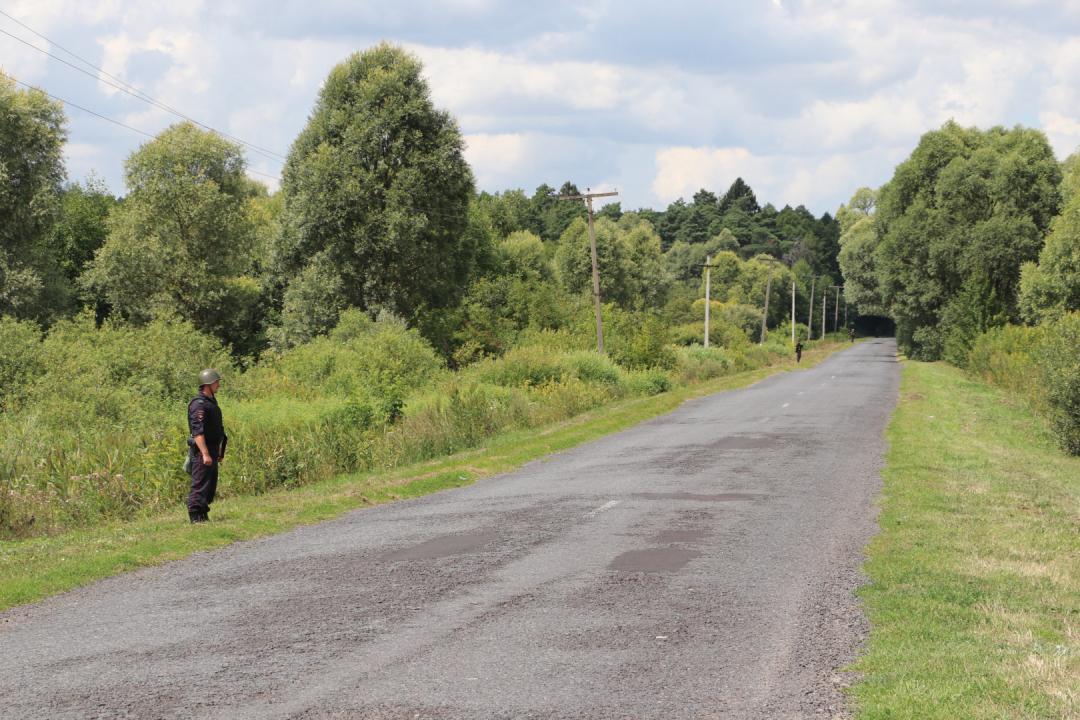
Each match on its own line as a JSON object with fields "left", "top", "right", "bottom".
{"left": 194, "top": 434, "right": 213, "bottom": 466}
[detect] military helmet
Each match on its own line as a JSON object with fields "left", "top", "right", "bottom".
{"left": 198, "top": 368, "right": 222, "bottom": 387}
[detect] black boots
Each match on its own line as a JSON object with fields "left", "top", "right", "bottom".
{"left": 189, "top": 511, "right": 209, "bottom": 524}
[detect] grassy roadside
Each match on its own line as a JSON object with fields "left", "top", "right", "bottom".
{"left": 0, "top": 341, "right": 849, "bottom": 612}
{"left": 850, "top": 361, "right": 1080, "bottom": 718}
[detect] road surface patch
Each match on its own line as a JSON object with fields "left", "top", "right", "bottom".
{"left": 380, "top": 533, "right": 502, "bottom": 561}
{"left": 633, "top": 492, "right": 762, "bottom": 502}
{"left": 609, "top": 549, "right": 703, "bottom": 572}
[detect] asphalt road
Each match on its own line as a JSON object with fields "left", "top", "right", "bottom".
{"left": 1, "top": 339, "right": 901, "bottom": 720}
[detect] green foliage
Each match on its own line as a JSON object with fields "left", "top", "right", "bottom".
{"left": 497, "top": 231, "right": 549, "bottom": 281}
{"left": 966, "top": 324, "right": 1044, "bottom": 396}
{"left": 43, "top": 173, "right": 116, "bottom": 289}
{"left": 253, "top": 309, "right": 443, "bottom": 416}
{"left": 873, "top": 121, "right": 1062, "bottom": 359}
{"left": 0, "top": 317, "right": 43, "bottom": 411}
{"left": 721, "top": 303, "right": 763, "bottom": 337}
{"left": 556, "top": 217, "right": 670, "bottom": 308}
{"left": 1019, "top": 152, "right": 1080, "bottom": 324}
{"left": 940, "top": 275, "right": 1006, "bottom": 367}
{"left": 1038, "top": 313, "right": 1080, "bottom": 455}
{"left": 275, "top": 42, "right": 475, "bottom": 344}
{"left": 965, "top": 315, "right": 1080, "bottom": 455}
{"left": 470, "top": 345, "right": 622, "bottom": 389}
{"left": 674, "top": 344, "right": 731, "bottom": 384}
{"left": 624, "top": 368, "right": 672, "bottom": 396}
{"left": 34, "top": 313, "right": 236, "bottom": 432}
{"left": 836, "top": 189, "right": 887, "bottom": 317}
{"left": 609, "top": 313, "right": 676, "bottom": 371}
{"left": 81, "top": 122, "right": 267, "bottom": 355}
{"left": 0, "top": 72, "right": 70, "bottom": 323}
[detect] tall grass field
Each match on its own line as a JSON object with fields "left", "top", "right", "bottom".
{"left": 0, "top": 309, "right": 842, "bottom": 541}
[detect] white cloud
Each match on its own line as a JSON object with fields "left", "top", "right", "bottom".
{"left": 4, "top": 0, "right": 1080, "bottom": 214}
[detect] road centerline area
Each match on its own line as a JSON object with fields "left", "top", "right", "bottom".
{"left": 0, "top": 340, "right": 900, "bottom": 719}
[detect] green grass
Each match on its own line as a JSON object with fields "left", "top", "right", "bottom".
{"left": 851, "top": 361, "right": 1080, "bottom": 719}
{"left": 0, "top": 341, "right": 849, "bottom": 612}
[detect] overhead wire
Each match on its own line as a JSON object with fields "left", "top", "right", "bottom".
{"left": 7, "top": 75, "right": 282, "bottom": 183}
{"left": 0, "top": 9, "right": 287, "bottom": 165}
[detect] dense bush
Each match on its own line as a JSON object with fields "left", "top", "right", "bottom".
{"left": 966, "top": 324, "right": 1043, "bottom": 396}
{"left": 1039, "top": 313, "right": 1080, "bottom": 455}
{"left": 966, "top": 315, "right": 1080, "bottom": 456}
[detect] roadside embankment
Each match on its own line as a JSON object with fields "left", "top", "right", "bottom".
{"left": 850, "top": 361, "right": 1080, "bottom": 718}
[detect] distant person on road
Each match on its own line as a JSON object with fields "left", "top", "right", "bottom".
{"left": 187, "top": 369, "right": 228, "bottom": 524}
{"left": 795, "top": 339, "right": 803, "bottom": 363}
{"left": 850, "top": 327, "right": 856, "bottom": 343}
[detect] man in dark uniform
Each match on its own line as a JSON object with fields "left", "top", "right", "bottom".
{"left": 187, "top": 369, "right": 227, "bottom": 524}
{"left": 795, "top": 339, "right": 804, "bottom": 363}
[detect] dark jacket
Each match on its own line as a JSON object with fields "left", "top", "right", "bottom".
{"left": 188, "top": 392, "right": 227, "bottom": 451}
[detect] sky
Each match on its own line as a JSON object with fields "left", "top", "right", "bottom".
{"left": 4, "top": 0, "right": 1080, "bottom": 216}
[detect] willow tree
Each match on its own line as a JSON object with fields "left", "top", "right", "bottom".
{"left": 873, "top": 121, "right": 1061, "bottom": 359}
{"left": 273, "top": 42, "right": 476, "bottom": 346}
{"left": 82, "top": 122, "right": 266, "bottom": 354}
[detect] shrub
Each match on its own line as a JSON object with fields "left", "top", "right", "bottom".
{"left": 675, "top": 344, "right": 731, "bottom": 384}
{"left": 610, "top": 314, "right": 676, "bottom": 370}
{"left": 0, "top": 317, "right": 44, "bottom": 412}
{"left": 763, "top": 341, "right": 792, "bottom": 359}
{"left": 252, "top": 309, "right": 444, "bottom": 400}
{"left": 1039, "top": 313, "right": 1080, "bottom": 455}
{"left": 967, "top": 325, "right": 1043, "bottom": 397}
{"left": 471, "top": 346, "right": 570, "bottom": 387}
{"left": 563, "top": 351, "right": 623, "bottom": 386}
{"left": 625, "top": 368, "right": 672, "bottom": 396}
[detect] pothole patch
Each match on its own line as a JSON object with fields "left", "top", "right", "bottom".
{"left": 609, "top": 548, "right": 703, "bottom": 572}
{"left": 380, "top": 533, "right": 501, "bottom": 561}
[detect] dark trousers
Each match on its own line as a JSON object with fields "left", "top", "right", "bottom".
{"left": 187, "top": 447, "right": 219, "bottom": 513}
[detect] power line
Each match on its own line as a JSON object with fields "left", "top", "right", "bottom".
{"left": 0, "top": 9, "right": 287, "bottom": 164}
{"left": 7, "top": 75, "right": 282, "bottom": 183}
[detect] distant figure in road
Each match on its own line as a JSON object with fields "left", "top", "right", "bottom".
{"left": 850, "top": 327, "right": 856, "bottom": 343}
{"left": 795, "top": 339, "right": 803, "bottom": 363}
{"left": 187, "top": 369, "right": 228, "bottom": 524}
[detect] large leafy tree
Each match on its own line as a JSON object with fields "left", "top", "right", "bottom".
{"left": 837, "top": 188, "right": 887, "bottom": 317}
{"left": 873, "top": 121, "right": 1061, "bottom": 359}
{"left": 274, "top": 42, "right": 475, "bottom": 345}
{"left": 0, "top": 73, "right": 69, "bottom": 322}
{"left": 556, "top": 217, "right": 670, "bottom": 308}
{"left": 82, "top": 122, "right": 266, "bottom": 354}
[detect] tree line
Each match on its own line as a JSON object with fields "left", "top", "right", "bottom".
{"left": 1, "top": 42, "right": 848, "bottom": 369}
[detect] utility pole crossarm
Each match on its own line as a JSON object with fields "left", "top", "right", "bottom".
{"left": 558, "top": 192, "right": 619, "bottom": 200}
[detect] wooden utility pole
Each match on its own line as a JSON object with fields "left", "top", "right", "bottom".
{"left": 558, "top": 189, "right": 618, "bottom": 354}
{"left": 832, "top": 286, "right": 841, "bottom": 338}
{"left": 791, "top": 281, "right": 796, "bottom": 344}
{"left": 804, "top": 274, "right": 822, "bottom": 341}
{"left": 759, "top": 258, "right": 780, "bottom": 344}
{"left": 821, "top": 287, "right": 827, "bottom": 340}
{"left": 704, "top": 253, "right": 711, "bottom": 348}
